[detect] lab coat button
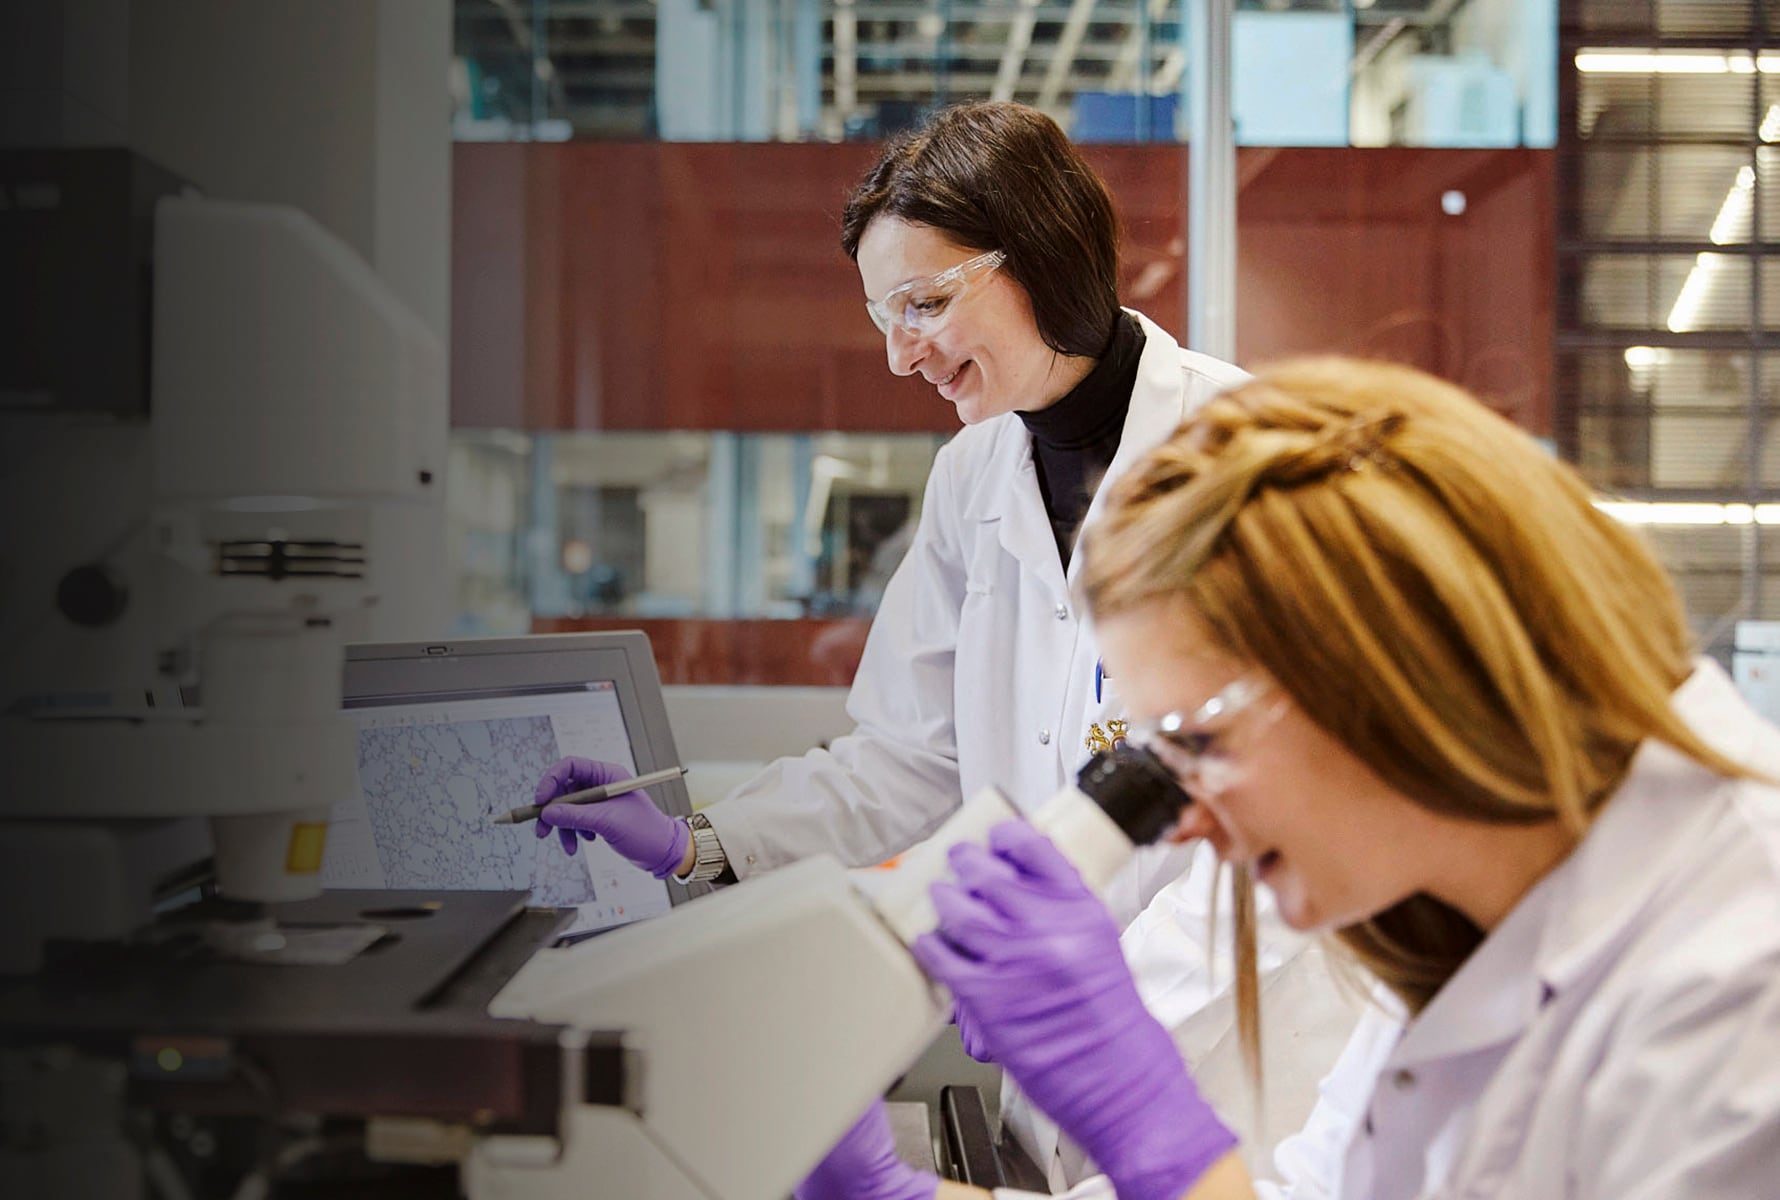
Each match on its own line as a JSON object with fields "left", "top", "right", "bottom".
{"left": 1053, "top": 603, "right": 1068, "bottom": 620}
{"left": 1038, "top": 729, "right": 1051, "bottom": 745}
{"left": 1391, "top": 1069, "right": 1416, "bottom": 1090}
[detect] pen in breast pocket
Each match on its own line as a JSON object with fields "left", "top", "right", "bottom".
{"left": 1095, "top": 658, "right": 1105, "bottom": 704}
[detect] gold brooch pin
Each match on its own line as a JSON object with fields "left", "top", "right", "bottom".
{"left": 1084, "top": 718, "right": 1130, "bottom": 754}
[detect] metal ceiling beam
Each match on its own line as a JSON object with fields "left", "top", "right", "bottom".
{"left": 1035, "top": 0, "right": 1099, "bottom": 110}
{"left": 991, "top": 0, "right": 1042, "bottom": 102}
{"left": 838, "top": 35, "right": 1163, "bottom": 62}
{"left": 483, "top": 0, "right": 571, "bottom": 114}
{"left": 460, "top": 0, "right": 1159, "bottom": 22}
{"left": 476, "top": 34, "right": 1170, "bottom": 68}
{"left": 1151, "top": 44, "right": 1185, "bottom": 94}
{"left": 1105, "top": 0, "right": 1171, "bottom": 92}
{"left": 460, "top": 0, "right": 1456, "bottom": 29}
{"left": 457, "top": 0, "right": 1470, "bottom": 127}
{"left": 834, "top": 0, "right": 860, "bottom": 115}
{"left": 488, "top": 0, "right": 665, "bottom": 15}
{"left": 1356, "top": 0, "right": 1463, "bottom": 25}
{"left": 842, "top": 1, "right": 1147, "bottom": 25}
{"left": 520, "top": 34, "right": 657, "bottom": 56}
{"left": 1351, "top": 0, "right": 1465, "bottom": 78}
{"left": 553, "top": 67, "right": 658, "bottom": 89}
{"left": 1350, "top": 16, "right": 1407, "bottom": 75}
{"left": 827, "top": 68, "right": 1034, "bottom": 93}
{"left": 1407, "top": 0, "right": 1468, "bottom": 40}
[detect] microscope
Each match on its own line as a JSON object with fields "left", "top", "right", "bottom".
{"left": 464, "top": 745, "right": 1192, "bottom": 1200}
{"left": 0, "top": 190, "right": 443, "bottom": 973}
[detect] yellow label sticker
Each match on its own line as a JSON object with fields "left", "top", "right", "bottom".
{"left": 286, "top": 822, "right": 329, "bottom": 874}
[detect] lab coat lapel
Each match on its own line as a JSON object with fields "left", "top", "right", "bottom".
{"left": 1386, "top": 872, "right": 1554, "bottom": 1071}
{"left": 1390, "top": 662, "right": 1749, "bottom": 1071}
{"left": 1535, "top": 661, "right": 1753, "bottom": 997}
{"left": 1068, "top": 311, "right": 1195, "bottom": 587}
{"left": 966, "top": 416, "right": 1068, "bottom": 599}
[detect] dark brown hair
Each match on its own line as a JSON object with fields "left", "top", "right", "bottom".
{"left": 841, "top": 102, "right": 1122, "bottom": 358}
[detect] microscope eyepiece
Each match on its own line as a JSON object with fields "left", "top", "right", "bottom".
{"left": 1075, "top": 745, "right": 1192, "bottom": 846}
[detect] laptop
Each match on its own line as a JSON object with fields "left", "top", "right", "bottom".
{"left": 320, "top": 632, "right": 702, "bottom": 939}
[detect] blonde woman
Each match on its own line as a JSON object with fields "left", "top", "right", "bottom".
{"left": 797, "top": 358, "right": 1780, "bottom": 1200}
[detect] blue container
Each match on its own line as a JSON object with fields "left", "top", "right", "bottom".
{"left": 1070, "top": 92, "right": 1179, "bottom": 143}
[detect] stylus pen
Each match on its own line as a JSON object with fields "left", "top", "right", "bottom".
{"left": 491, "top": 764, "right": 690, "bottom": 826}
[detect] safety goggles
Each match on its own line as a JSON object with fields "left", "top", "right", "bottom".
{"left": 865, "top": 249, "right": 1007, "bottom": 338}
{"left": 1124, "top": 675, "right": 1281, "bottom": 799}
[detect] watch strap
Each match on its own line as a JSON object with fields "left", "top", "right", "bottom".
{"left": 678, "top": 812, "right": 729, "bottom": 884}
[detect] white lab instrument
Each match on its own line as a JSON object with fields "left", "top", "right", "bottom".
{"left": 0, "top": 195, "right": 442, "bottom": 972}
{"left": 465, "top": 746, "right": 1190, "bottom": 1200}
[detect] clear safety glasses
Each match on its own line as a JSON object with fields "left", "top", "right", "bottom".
{"left": 1125, "top": 675, "right": 1282, "bottom": 799}
{"left": 865, "top": 249, "right": 1007, "bottom": 338}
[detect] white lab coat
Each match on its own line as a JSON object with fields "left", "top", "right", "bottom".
{"left": 703, "top": 311, "right": 1357, "bottom": 1184}
{"left": 702, "top": 310, "right": 1246, "bottom": 905}
{"left": 1002, "top": 659, "right": 1780, "bottom": 1200}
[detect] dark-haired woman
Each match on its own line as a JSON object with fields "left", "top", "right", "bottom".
{"left": 530, "top": 102, "right": 1350, "bottom": 1184}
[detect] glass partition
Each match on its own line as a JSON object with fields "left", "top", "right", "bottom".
{"left": 445, "top": 1, "right": 1570, "bottom": 679}
{"left": 451, "top": 0, "right": 1557, "bottom": 147}
{"left": 448, "top": 430, "right": 945, "bottom": 637}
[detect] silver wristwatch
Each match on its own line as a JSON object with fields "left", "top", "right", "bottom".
{"left": 677, "top": 812, "right": 728, "bottom": 884}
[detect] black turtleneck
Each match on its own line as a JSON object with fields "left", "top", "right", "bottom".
{"left": 1017, "top": 313, "right": 1145, "bottom": 568}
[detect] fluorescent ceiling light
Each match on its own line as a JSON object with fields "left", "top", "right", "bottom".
{"left": 1575, "top": 49, "right": 1780, "bottom": 74}
{"left": 1667, "top": 114, "right": 1774, "bottom": 334}
{"left": 1667, "top": 253, "right": 1727, "bottom": 333}
{"left": 1623, "top": 345, "right": 1671, "bottom": 389}
{"left": 1596, "top": 501, "right": 1780, "bottom": 527}
{"left": 991, "top": 0, "right": 1041, "bottom": 104}
{"left": 1709, "top": 165, "right": 1758, "bottom": 243}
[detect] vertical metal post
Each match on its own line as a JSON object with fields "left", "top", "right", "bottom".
{"left": 935, "top": 0, "right": 954, "bottom": 109}
{"left": 1744, "top": 40, "right": 1765, "bottom": 624}
{"left": 1136, "top": 0, "right": 1152, "bottom": 142}
{"left": 735, "top": 437, "right": 767, "bottom": 615}
{"left": 527, "top": 434, "right": 571, "bottom": 616}
{"left": 794, "top": 0, "right": 822, "bottom": 137}
{"left": 1185, "top": 0, "right": 1236, "bottom": 361}
{"left": 705, "top": 433, "right": 742, "bottom": 617}
{"left": 530, "top": 0, "right": 549, "bottom": 136}
{"left": 787, "top": 434, "right": 816, "bottom": 603}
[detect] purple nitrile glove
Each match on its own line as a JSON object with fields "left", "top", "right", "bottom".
{"left": 911, "top": 820, "right": 1238, "bottom": 1200}
{"left": 952, "top": 998, "right": 994, "bottom": 1063}
{"left": 532, "top": 757, "right": 689, "bottom": 879}
{"left": 794, "top": 1099, "right": 938, "bottom": 1200}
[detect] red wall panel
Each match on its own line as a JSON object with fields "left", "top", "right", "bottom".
{"left": 453, "top": 142, "right": 1552, "bottom": 435}
{"left": 1236, "top": 147, "right": 1554, "bottom": 434}
{"left": 532, "top": 616, "right": 872, "bottom": 686}
{"left": 485, "top": 144, "right": 1557, "bottom": 685}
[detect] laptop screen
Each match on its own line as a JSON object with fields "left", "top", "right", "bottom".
{"left": 323, "top": 634, "right": 694, "bottom": 938}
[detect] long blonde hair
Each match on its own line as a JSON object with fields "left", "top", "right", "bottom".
{"left": 1081, "top": 357, "right": 1753, "bottom": 1031}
